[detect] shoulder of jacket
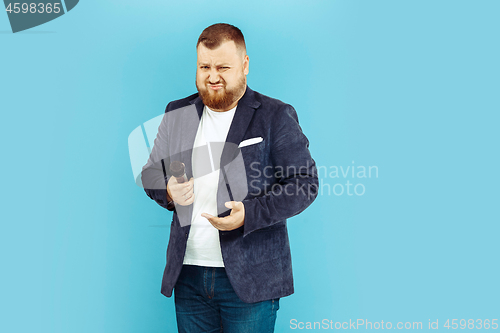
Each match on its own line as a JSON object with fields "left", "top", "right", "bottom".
{"left": 251, "top": 90, "right": 288, "bottom": 110}
{"left": 164, "top": 92, "right": 199, "bottom": 113}
{"left": 252, "top": 90, "right": 298, "bottom": 124}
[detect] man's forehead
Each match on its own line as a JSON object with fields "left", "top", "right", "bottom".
{"left": 197, "top": 41, "right": 243, "bottom": 63}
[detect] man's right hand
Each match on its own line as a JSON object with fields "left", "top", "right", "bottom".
{"left": 167, "top": 176, "right": 194, "bottom": 206}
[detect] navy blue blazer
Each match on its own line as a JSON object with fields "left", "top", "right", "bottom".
{"left": 142, "top": 86, "right": 318, "bottom": 303}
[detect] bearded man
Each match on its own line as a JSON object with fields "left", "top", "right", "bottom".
{"left": 141, "top": 23, "right": 318, "bottom": 333}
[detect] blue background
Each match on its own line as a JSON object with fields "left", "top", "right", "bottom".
{"left": 1, "top": 0, "right": 499, "bottom": 332}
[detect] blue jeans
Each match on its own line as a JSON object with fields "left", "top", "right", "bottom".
{"left": 174, "top": 265, "right": 280, "bottom": 333}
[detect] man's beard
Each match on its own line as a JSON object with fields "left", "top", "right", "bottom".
{"left": 196, "top": 75, "right": 246, "bottom": 111}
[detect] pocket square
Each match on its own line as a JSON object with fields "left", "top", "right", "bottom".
{"left": 238, "top": 137, "right": 263, "bottom": 148}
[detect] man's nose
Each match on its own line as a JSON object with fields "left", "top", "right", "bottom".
{"left": 208, "top": 68, "right": 220, "bottom": 83}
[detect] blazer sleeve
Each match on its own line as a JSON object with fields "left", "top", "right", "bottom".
{"left": 241, "top": 104, "right": 318, "bottom": 237}
{"left": 141, "top": 103, "right": 174, "bottom": 211}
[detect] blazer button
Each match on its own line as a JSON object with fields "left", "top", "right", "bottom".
{"left": 185, "top": 233, "right": 188, "bottom": 238}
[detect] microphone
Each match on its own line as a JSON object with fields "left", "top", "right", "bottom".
{"left": 169, "top": 161, "right": 188, "bottom": 183}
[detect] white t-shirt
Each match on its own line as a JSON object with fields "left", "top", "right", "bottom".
{"left": 182, "top": 104, "right": 237, "bottom": 267}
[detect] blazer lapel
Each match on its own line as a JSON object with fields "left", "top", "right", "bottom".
{"left": 217, "top": 86, "right": 261, "bottom": 216}
{"left": 180, "top": 96, "right": 204, "bottom": 178}
{"left": 221, "top": 86, "right": 260, "bottom": 166}
{"left": 187, "top": 86, "right": 261, "bottom": 172}
{"left": 182, "top": 86, "right": 261, "bottom": 219}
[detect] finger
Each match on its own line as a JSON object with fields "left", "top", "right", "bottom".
{"left": 184, "top": 193, "right": 195, "bottom": 205}
{"left": 167, "top": 176, "right": 178, "bottom": 197}
{"left": 202, "top": 213, "right": 234, "bottom": 226}
{"left": 207, "top": 217, "right": 224, "bottom": 230}
{"left": 173, "top": 181, "right": 192, "bottom": 191}
{"left": 201, "top": 212, "right": 213, "bottom": 219}
{"left": 177, "top": 193, "right": 194, "bottom": 206}
{"left": 181, "top": 182, "right": 193, "bottom": 194}
{"left": 180, "top": 187, "right": 194, "bottom": 200}
{"left": 178, "top": 178, "right": 193, "bottom": 189}
{"left": 185, "top": 179, "right": 194, "bottom": 192}
{"left": 168, "top": 176, "right": 179, "bottom": 185}
{"left": 181, "top": 187, "right": 193, "bottom": 198}
{"left": 202, "top": 213, "right": 223, "bottom": 224}
{"left": 171, "top": 183, "right": 192, "bottom": 198}
{"left": 201, "top": 213, "right": 215, "bottom": 224}
{"left": 183, "top": 191, "right": 194, "bottom": 201}
{"left": 225, "top": 201, "right": 243, "bottom": 211}
{"left": 170, "top": 184, "right": 185, "bottom": 194}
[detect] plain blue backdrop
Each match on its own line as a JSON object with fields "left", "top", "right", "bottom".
{"left": 1, "top": 0, "right": 499, "bottom": 332}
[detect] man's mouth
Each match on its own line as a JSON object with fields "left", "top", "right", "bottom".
{"left": 208, "top": 84, "right": 224, "bottom": 91}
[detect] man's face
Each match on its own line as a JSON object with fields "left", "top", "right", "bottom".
{"left": 196, "top": 40, "right": 249, "bottom": 111}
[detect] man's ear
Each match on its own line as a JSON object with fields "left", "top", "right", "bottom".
{"left": 243, "top": 55, "right": 249, "bottom": 75}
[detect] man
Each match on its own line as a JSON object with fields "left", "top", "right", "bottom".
{"left": 141, "top": 23, "right": 318, "bottom": 332}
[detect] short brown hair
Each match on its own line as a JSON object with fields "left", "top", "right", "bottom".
{"left": 197, "top": 23, "right": 246, "bottom": 53}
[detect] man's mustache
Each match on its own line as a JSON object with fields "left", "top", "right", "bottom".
{"left": 206, "top": 80, "right": 226, "bottom": 86}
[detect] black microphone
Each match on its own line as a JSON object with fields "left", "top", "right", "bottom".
{"left": 169, "top": 161, "right": 188, "bottom": 183}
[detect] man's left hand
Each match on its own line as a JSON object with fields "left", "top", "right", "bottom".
{"left": 202, "top": 201, "right": 245, "bottom": 231}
